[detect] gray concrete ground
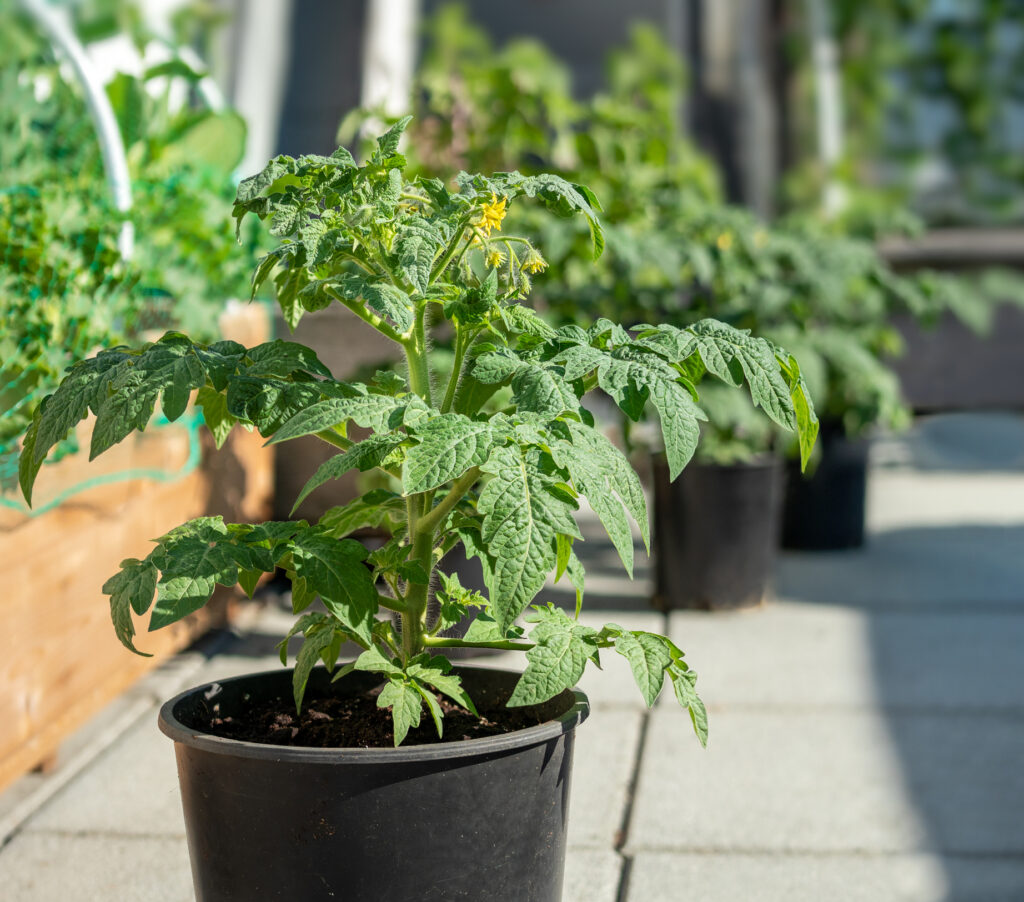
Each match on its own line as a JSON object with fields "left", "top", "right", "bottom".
{"left": 2, "top": 414, "right": 1024, "bottom": 901}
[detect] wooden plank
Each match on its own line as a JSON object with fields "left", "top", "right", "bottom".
{"left": 0, "top": 304, "right": 272, "bottom": 791}
{"left": 879, "top": 228, "right": 1024, "bottom": 271}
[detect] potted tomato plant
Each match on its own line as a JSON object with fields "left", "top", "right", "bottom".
{"left": 21, "top": 119, "right": 817, "bottom": 901}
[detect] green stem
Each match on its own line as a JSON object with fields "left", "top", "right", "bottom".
{"left": 404, "top": 306, "right": 433, "bottom": 406}
{"left": 430, "top": 218, "right": 471, "bottom": 282}
{"left": 440, "top": 328, "right": 469, "bottom": 414}
{"left": 327, "top": 290, "right": 404, "bottom": 343}
{"left": 418, "top": 466, "right": 480, "bottom": 536}
{"left": 313, "top": 430, "right": 352, "bottom": 451}
{"left": 401, "top": 512, "right": 435, "bottom": 661}
{"left": 423, "top": 637, "right": 535, "bottom": 652}
{"left": 377, "top": 593, "right": 409, "bottom": 615}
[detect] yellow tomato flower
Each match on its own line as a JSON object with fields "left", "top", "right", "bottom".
{"left": 522, "top": 247, "right": 548, "bottom": 274}
{"left": 476, "top": 194, "right": 508, "bottom": 236}
{"left": 486, "top": 248, "right": 505, "bottom": 268}
{"left": 716, "top": 231, "right": 733, "bottom": 252}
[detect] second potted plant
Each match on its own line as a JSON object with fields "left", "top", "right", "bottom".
{"left": 22, "top": 119, "right": 817, "bottom": 900}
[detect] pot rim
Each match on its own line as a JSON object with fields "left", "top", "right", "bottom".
{"left": 158, "top": 665, "right": 589, "bottom": 763}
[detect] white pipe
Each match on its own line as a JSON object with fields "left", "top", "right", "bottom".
{"left": 361, "top": 0, "right": 420, "bottom": 115}
{"left": 20, "top": 0, "right": 135, "bottom": 259}
{"left": 232, "top": 0, "right": 293, "bottom": 178}
{"left": 806, "top": 0, "right": 846, "bottom": 217}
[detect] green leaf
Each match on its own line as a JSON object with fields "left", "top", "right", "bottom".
{"left": 613, "top": 630, "right": 672, "bottom": 707}
{"left": 103, "top": 559, "right": 158, "bottom": 655}
{"left": 509, "top": 363, "right": 581, "bottom": 418}
{"left": 688, "top": 320, "right": 795, "bottom": 431}
{"left": 778, "top": 352, "right": 819, "bottom": 470}
{"left": 196, "top": 386, "right": 237, "bottom": 449}
{"left": 148, "top": 525, "right": 243, "bottom": 631}
{"left": 402, "top": 414, "right": 495, "bottom": 494}
{"left": 289, "top": 531, "right": 378, "bottom": 644}
{"left": 507, "top": 607, "right": 598, "bottom": 706}
{"left": 414, "top": 683, "right": 446, "bottom": 737}
{"left": 551, "top": 420, "right": 649, "bottom": 574}
{"left": 18, "top": 410, "right": 43, "bottom": 506}
{"left": 238, "top": 568, "right": 263, "bottom": 598}
{"left": 292, "top": 434, "right": 405, "bottom": 512}
{"left": 477, "top": 445, "right": 581, "bottom": 631}
{"left": 462, "top": 611, "right": 524, "bottom": 643}
{"left": 321, "top": 274, "right": 414, "bottom": 332}
{"left": 565, "top": 550, "right": 585, "bottom": 617}
{"left": 649, "top": 377, "right": 705, "bottom": 480}
{"left": 226, "top": 377, "right": 321, "bottom": 435}
{"left": 671, "top": 669, "right": 709, "bottom": 748}
{"left": 319, "top": 490, "right": 406, "bottom": 538}
{"left": 395, "top": 216, "right": 446, "bottom": 294}
{"left": 245, "top": 341, "right": 332, "bottom": 379}
{"left": 372, "top": 115, "right": 412, "bottom": 164}
{"left": 491, "top": 172, "right": 604, "bottom": 259}
{"left": 354, "top": 645, "right": 403, "bottom": 676}
{"left": 279, "top": 612, "right": 332, "bottom": 664}
{"left": 407, "top": 655, "right": 477, "bottom": 714}
{"left": 293, "top": 624, "right": 337, "bottom": 710}
{"left": 378, "top": 677, "right": 423, "bottom": 746}
{"left": 269, "top": 393, "right": 403, "bottom": 445}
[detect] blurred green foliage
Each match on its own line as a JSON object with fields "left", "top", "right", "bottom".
{"left": 0, "top": 2, "right": 262, "bottom": 466}
{"left": 350, "top": 5, "right": 1002, "bottom": 462}
{"left": 786, "top": 0, "right": 1024, "bottom": 226}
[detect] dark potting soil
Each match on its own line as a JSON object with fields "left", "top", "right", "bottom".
{"left": 200, "top": 682, "right": 547, "bottom": 749}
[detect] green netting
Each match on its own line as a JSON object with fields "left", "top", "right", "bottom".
{"left": 0, "top": 3, "right": 264, "bottom": 509}
{"left": 0, "top": 410, "right": 202, "bottom": 517}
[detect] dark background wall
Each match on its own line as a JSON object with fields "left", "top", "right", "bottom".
{"left": 275, "top": 0, "right": 369, "bottom": 156}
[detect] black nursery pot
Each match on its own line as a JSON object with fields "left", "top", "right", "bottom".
{"left": 159, "top": 666, "right": 589, "bottom": 902}
{"left": 652, "top": 454, "right": 783, "bottom": 610}
{"left": 782, "top": 424, "right": 869, "bottom": 550}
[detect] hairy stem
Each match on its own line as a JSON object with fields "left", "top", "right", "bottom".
{"left": 418, "top": 466, "right": 480, "bottom": 536}
{"left": 423, "top": 637, "right": 535, "bottom": 652}
{"left": 430, "top": 218, "right": 471, "bottom": 282}
{"left": 440, "top": 328, "right": 469, "bottom": 414}
{"left": 401, "top": 514, "right": 435, "bottom": 661}
{"left": 327, "top": 290, "right": 404, "bottom": 343}
{"left": 404, "top": 307, "right": 433, "bottom": 407}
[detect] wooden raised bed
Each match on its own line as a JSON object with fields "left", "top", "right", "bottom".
{"left": 879, "top": 228, "right": 1024, "bottom": 412}
{"left": 0, "top": 303, "right": 273, "bottom": 791}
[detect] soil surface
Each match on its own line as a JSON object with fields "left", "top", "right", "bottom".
{"left": 199, "top": 682, "right": 548, "bottom": 748}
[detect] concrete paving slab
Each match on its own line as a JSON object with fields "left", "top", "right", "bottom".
{"left": 0, "top": 833, "right": 193, "bottom": 902}
{"left": 630, "top": 708, "right": 1024, "bottom": 855}
{"left": 25, "top": 713, "right": 183, "bottom": 838}
{"left": 563, "top": 850, "right": 623, "bottom": 902}
{"left": 669, "top": 603, "right": 1024, "bottom": 711}
{"left": 874, "top": 412, "right": 1024, "bottom": 473}
{"left": 888, "top": 714, "right": 1024, "bottom": 855}
{"left": 629, "top": 708, "right": 929, "bottom": 854}
{"left": 625, "top": 852, "right": 1024, "bottom": 902}
{"left": 866, "top": 470, "right": 1024, "bottom": 531}
{"left": 776, "top": 524, "right": 1024, "bottom": 609}
{"left": 568, "top": 707, "right": 642, "bottom": 850}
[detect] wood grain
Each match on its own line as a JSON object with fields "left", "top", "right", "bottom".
{"left": 0, "top": 304, "right": 273, "bottom": 791}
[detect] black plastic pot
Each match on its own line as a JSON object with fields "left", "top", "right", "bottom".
{"left": 652, "top": 454, "right": 783, "bottom": 610}
{"left": 159, "top": 666, "right": 589, "bottom": 902}
{"left": 782, "top": 425, "right": 869, "bottom": 550}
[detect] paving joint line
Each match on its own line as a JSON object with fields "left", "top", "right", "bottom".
{"left": 614, "top": 854, "right": 634, "bottom": 902}
{"left": 23, "top": 828, "right": 188, "bottom": 841}
{"left": 623, "top": 846, "right": 1024, "bottom": 860}
{"left": 609, "top": 609, "right": 669, "bottom": 902}
{"left": 0, "top": 697, "right": 155, "bottom": 850}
